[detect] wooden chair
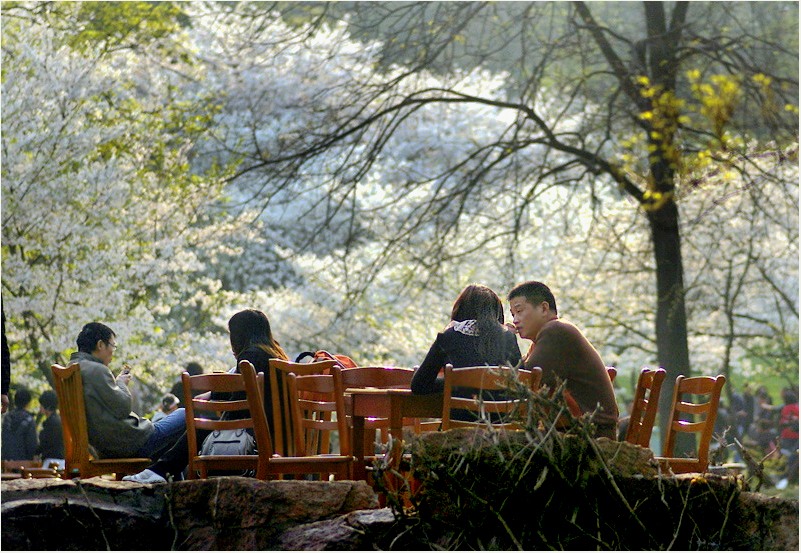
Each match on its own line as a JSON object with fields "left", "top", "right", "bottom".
{"left": 441, "top": 365, "right": 538, "bottom": 430}
{"left": 51, "top": 363, "right": 151, "bottom": 480}
{"left": 624, "top": 368, "right": 666, "bottom": 448}
{"left": 656, "top": 374, "right": 726, "bottom": 474}
{"left": 287, "top": 372, "right": 350, "bottom": 457}
{"left": 245, "top": 362, "right": 351, "bottom": 480}
{"left": 184, "top": 361, "right": 352, "bottom": 481}
{"left": 183, "top": 362, "right": 267, "bottom": 479}
{"left": 607, "top": 366, "right": 617, "bottom": 383}
{"left": 268, "top": 358, "right": 338, "bottom": 456}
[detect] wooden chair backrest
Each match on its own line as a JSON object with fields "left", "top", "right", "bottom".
{"left": 51, "top": 363, "right": 91, "bottom": 477}
{"left": 661, "top": 374, "right": 726, "bottom": 469}
{"left": 240, "top": 361, "right": 276, "bottom": 480}
{"left": 442, "top": 365, "right": 536, "bottom": 430}
{"left": 182, "top": 362, "right": 268, "bottom": 479}
{"left": 607, "top": 366, "right": 617, "bottom": 383}
{"left": 625, "top": 368, "right": 666, "bottom": 447}
{"left": 268, "top": 358, "right": 337, "bottom": 456}
{"left": 287, "top": 372, "right": 350, "bottom": 456}
{"left": 335, "top": 366, "right": 415, "bottom": 390}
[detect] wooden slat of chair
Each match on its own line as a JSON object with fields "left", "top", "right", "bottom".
{"left": 529, "top": 366, "right": 543, "bottom": 391}
{"left": 656, "top": 374, "right": 726, "bottom": 474}
{"left": 182, "top": 364, "right": 266, "bottom": 479}
{"left": 268, "top": 359, "right": 338, "bottom": 456}
{"left": 288, "top": 373, "right": 350, "bottom": 457}
{"left": 241, "top": 363, "right": 351, "bottom": 481}
{"left": 51, "top": 363, "right": 151, "bottom": 480}
{"left": 624, "top": 368, "right": 666, "bottom": 448}
{"left": 442, "top": 365, "right": 534, "bottom": 431}
{"left": 1, "top": 460, "right": 60, "bottom": 479}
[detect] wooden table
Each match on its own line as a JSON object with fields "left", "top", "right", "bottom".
{"left": 346, "top": 388, "right": 442, "bottom": 481}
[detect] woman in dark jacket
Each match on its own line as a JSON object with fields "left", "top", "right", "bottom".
{"left": 411, "top": 284, "right": 522, "bottom": 396}
{"left": 221, "top": 309, "right": 289, "bottom": 430}
{"left": 123, "top": 309, "right": 288, "bottom": 483}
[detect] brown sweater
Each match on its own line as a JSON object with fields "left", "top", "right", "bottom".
{"left": 524, "top": 319, "right": 618, "bottom": 438}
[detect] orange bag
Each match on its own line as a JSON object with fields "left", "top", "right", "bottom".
{"left": 313, "top": 350, "right": 358, "bottom": 369}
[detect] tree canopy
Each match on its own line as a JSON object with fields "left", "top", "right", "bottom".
{"left": 1, "top": 2, "right": 797, "bottom": 431}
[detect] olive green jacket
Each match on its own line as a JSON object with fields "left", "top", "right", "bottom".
{"left": 70, "top": 351, "right": 154, "bottom": 458}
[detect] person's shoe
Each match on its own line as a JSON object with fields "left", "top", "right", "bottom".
{"left": 776, "top": 478, "right": 789, "bottom": 490}
{"left": 122, "top": 469, "right": 167, "bottom": 484}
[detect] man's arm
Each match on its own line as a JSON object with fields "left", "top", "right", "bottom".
{"left": 88, "top": 365, "right": 135, "bottom": 418}
{"left": 526, "top": 325, "right": 566, "bottom": 383}
{"left": 526, "top": 325, "right": 583, "bottom": 417}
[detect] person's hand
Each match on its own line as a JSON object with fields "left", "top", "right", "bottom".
{"left": 117, "top": 364, "right": 133, "bottom": 386}
{"left": 1, "top": 394, "right": 8, "bottom": 414}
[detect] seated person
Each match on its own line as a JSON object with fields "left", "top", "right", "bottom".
{"left": 508, "top": 281, "right": 618, "bottom": 439}
{"left": 411, "top": 284, "right": 522, "bottom": 422}
{"left": 124, "top": 308, "right": 289, "bottom": 483}
{"left": 69, "top": 322, "right": 186, "bottom": 460}
{"left": 152, "top": 393, "right": 180, "bottom": 423}
{"left": 36, "top": 390, "right": 64, "bottom": 461}
{"left": 169, "top": 362, "right": 203, "bottom": 400}
{"left": 1, "top": 387, "right": 38, "bottom": 460}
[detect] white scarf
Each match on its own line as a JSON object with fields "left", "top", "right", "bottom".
{"left": 446, "top": 319, "right": 479, "bottom": 336}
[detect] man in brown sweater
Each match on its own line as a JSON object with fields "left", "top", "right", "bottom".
{"left": 508, "top": 281, "right": 618, "bottom": 439}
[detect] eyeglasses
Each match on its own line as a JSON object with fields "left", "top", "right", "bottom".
{"left": 106, "top": 341, "right": 118, "bottom": 350}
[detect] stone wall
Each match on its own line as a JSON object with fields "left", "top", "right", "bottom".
{"left": 2, "top": 429, "right": 798, "bottom": 550}
{"left": 1, "top": 477, "right": 393, "bottom": 550}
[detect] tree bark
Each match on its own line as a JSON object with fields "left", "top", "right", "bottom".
{"left": 647, "top": 201, "right": 693, "bottom": 454}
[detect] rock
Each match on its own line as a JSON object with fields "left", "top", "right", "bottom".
{"left": 1, "top": 477, "right": 379, "bottom": 551}
{"left": 171, "top": 477, "right": 379, "bottom": 550}
{"left": 2, "top": 440, "right": 797, "bottom": 550}
{"left": 276, "top": 508, "right": 397, "bottom": 550}
{"left": 1, "top": 478, "right": 170, "bottom": 550}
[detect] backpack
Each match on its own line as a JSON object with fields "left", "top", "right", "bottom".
{"left": 294, "top": 350, "right": 357, "bottom": 369}
{"left": 200, "top": 428, "right": 256, "bottom": 457}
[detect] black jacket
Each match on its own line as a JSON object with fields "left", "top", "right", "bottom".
{"left": 37, "top": 412, "right": 64, "bottom": 459}
{"left": 411, "top": 324, "right": 522, "bottom": 395}
{"left": 1, "top": 408, "right": 38, "bottom": 460}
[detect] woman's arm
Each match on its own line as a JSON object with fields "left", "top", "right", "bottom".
{"left": 411, "top": 335, "right": 447, "bottom": 395}
{"left": 504, "top": 330, "right": 522, "bottom": 367}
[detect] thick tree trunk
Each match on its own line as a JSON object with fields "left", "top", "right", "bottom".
{"left": 648, "top": 200, "right": 694, "bottom": 455}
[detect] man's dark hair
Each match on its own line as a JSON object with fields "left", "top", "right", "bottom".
{"left": 508, "top": 281, "right": 558, "bottom": 314}
{"left": 13, "top": 386, "right": 32, "bottom": 409}
{"left": 76, "top": 322, "right": 116, "bottom": 353}
{"left": 39, "top": 389, "right": 58, "bottom": 411}
{"left": 185, "top": 362, "right": 203, "bottom": 376}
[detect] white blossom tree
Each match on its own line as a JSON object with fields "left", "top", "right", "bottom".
{"left": 1, "top": 3, "right": 244, "bottom": 404}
